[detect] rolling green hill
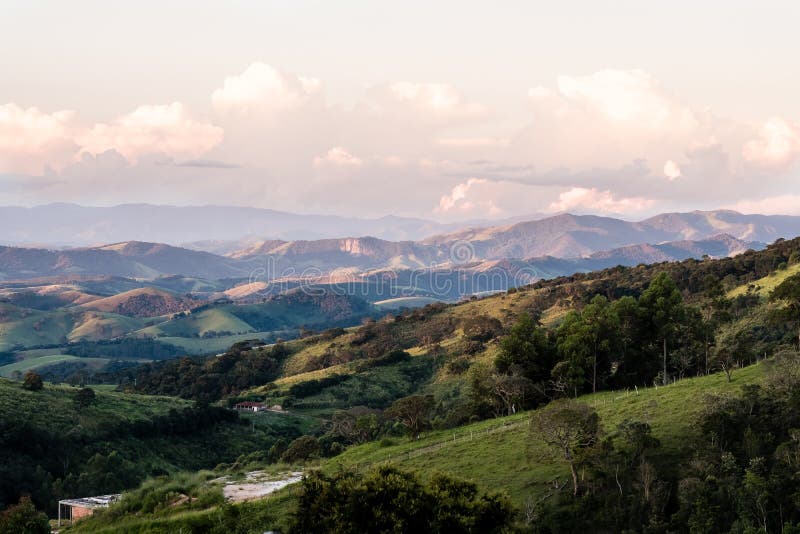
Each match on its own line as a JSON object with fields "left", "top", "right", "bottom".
{"left": 325, "top": 363, "right": 765, "bottom": 506}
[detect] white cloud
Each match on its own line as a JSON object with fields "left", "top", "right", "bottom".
{"left": 313, "top": 146, "right": 363, "bottom": 167}
{"left": 548, "top": 187, "right": 654, "bottom": 214}
{"left": 742, "top": 117, "right": 800, "bottom": 169}
{"left": 516, "top": 69, "right": 714, "bottom": 172}
{"left": 438, "top": 178, "right": 489, "bottom": 212}
{"left": 76, "top": 103, "right": 223, "bottom": 161}
{"left": 212, "top": 62, "right": 320, "bottom": 114}
{"left": 556, "top": 69, "right": 698, "bottom": 128}
{"left": 0, "top": 103, "right": 78, "bottom": 173}
{"left": 663, "top": 159, "right": 682, "bottom": 180}
{"left": 363, "top": 82, "right": 487, "bottom": 124}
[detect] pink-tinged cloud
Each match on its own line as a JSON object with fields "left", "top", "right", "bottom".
{"left": 76, "top": 103, "right": 223, "bottom": 162}
{"left": 363, "top": 82, "right": 487, "bottom": 124}
{"left": 549, "top": 187, "right": 654, "bottom": 214}
{"left": 663, "top": 160, "right": 682, "bottom": 180}
{"left": 212, "top": 62, "right": 320, "bottom": 114}
{"left": 0, "top": 103, "right": 78, "bottom": 173}
{"left": 436, "top": 137, "right": 510, "bottom": 148}
{"left": 437, "top": 178, "right": 490, "bottom": 212}
{"left": 742, "top": 117, "right": 800, "bottom": 169}
{"left": 520, "top": 69, "right": 712, "bottom": 171}
{"left": 313, "top": 146, "right": 363, "bottom": 167}
{"left": 555, "top": 70, "right": 698, "bottom": 128}
{"left": 726, "top": 194, "right": 800, "bottom": 215}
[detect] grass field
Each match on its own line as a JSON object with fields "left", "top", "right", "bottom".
{"left": 728, "top": 262, "right": 800, "bottom": 298}
{"left": 323, "top": 363, "right": 764, "bottom": 507}
{"left": 0, "top": 354, "right": 86, "bottom": 377}
{"left": 139, "top": 307, "right": 255, "bottom": 337}
{"left": 159, "top": 331, "right": 290, "bottom": 355}
{"left": 374, "top": 296, "right": 444, "bottom": 310}
{"left": 0, "top": 377, "right": 191, "bottom": 430}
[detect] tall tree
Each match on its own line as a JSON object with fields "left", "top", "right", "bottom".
{"left": 611, "top": 296, "right": 646, "bottom": 386}
{"left": 556, "top": 295, "right": 620, "bottom": 394}
{"left": 771, "top": 272, "right": 800, "bottom": 350}
{"left": 531, "top": 399, "right": 601, "bottom": 496}
{"left": 639, "top": 273, "right": 687, "bottom": 385}
{"left": 496, "top": 313, "right": 553, "bottom": 383}
{"left": 386, "top": 395, "right": 435, "bottom": 439}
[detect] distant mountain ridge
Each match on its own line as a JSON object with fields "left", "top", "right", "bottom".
{"left": 0, "top": 203, "right": 502, "bottom": 246}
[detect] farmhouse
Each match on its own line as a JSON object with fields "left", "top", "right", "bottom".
{"left": 58, "top": 494, "right": 120, "bottom": 526}
{"left": 233, "top": 401, "right": 266, "bottom": 412}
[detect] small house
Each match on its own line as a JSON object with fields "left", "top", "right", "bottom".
{"left": 58, "top": 494, "right": 120, "bottom": 526}
{"left": 233, "top": 401, "right": 266, "bottom": 412}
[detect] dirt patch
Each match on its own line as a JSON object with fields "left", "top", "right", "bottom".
{"left": 220, "top": 471, "right": 303, "bottom": 502}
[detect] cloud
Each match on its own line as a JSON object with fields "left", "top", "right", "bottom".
{"left": 436, "top": 137, "right": 510, "bottom": 148}
{"left": 556, "top": 69, "right": 698, "bottom": 128}
{"left": 548, "top": 187, "right": 654, "bottom": 215}
{"left": 313, "top": 146, "right": 363, "bottom": 167}
{"left": 516, "top": 69, "right": 715, "bottom": 172}
{"left": 438, "top": 178, "right": 489, "bottom": 212}
{"left": 0, "top": 103, "right": 78, "bottom": 173}
{"left": 212, "top": 62, "right": 320, "bottom": 114}
{"left": 663, "top": 160, "right": 682, "bottom": 180}
{"left": 725, "top": 194, "right": 800, "bottom": 215}
{"left": 76, "top": 103, "right": 223, "bottom": 162}
{"left": 362, "top": 82, "right": 487, "bottom": 124}
{"left": 742, "top": 117, "right": 800, "bottom": 169}
{"left": 160, "top": 158, "right": 240, "bottom": 169}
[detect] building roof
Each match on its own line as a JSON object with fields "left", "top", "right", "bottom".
{"left": 59, "top": 494, "right": 121, "bottom": 509}
{"left": 234, "top": 401, "right": 265, "bottom": 407}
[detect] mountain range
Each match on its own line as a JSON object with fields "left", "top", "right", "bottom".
{"left": 0, "top": 209, "right": 788, "bottom": 287}
{"left": 0, "top": 203, "right": 535, "bottom": 246}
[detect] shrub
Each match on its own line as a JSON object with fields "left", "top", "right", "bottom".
{"left": 281, "top": 436, "right": 320, "bottom": 463}
{"left": 0, "top": 496, "right": 49, "bottom": 534}
{"left": 22, "top": 371, "right": 43, "bottom": 391}
{"left": 291, "top": 465, "right": 513, "bottom": 533}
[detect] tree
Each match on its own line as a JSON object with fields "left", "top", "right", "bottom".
{"left": 0, "top": 496, "right": 49, "bottom": 534}
{"left": 386, "top": 395, "right": 435, "bottom": 438}
{"left": 290, "top": 465, "right": 514, "bottom": 534}
{"left": 639, "top": 273, "right": 687, "bottom": 385}
{"left": 281, "top": 435, "right": 321, "bottom": 463}
{"left": 531, "top": 399, "right": 601, "bottom": 496}
{"left": 701, "top": 274, "right": 729, "bottom": 374}
{"left": 496, "top": 313, "right": 553, "bottom": 382}
{"left": 611, "top": 296, "right": 646, "bottom": 386}
{"left": 556, "top": 295, "right": 620, "bottom": 394}
{"left": 74, "top": 387, "right": 96, "bottom": 409}
{"left": 491, "top": 374, "right": 532, "bottom": 416}
{"left": 21, "top": 371, "right": 43, "bottom": 392}
{"left": 771, "top": 272, "right": 800, "bottom": 350}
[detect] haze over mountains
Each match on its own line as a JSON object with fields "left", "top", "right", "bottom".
{"left": 1, "top": 208, "right": 797, "bottom": 284}
{"left": 0, "top": 203, "right": 537, "bottom": 246}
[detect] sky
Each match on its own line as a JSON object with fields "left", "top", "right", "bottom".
{"left": 2, "top": 0, "right": 800, "bottom": 221}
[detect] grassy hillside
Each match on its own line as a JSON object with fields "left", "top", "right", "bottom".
{"left": 325, "top": 363, "right": 764, "bottom": 506}
{"left": 77, "top": 287, "right": 199, "bottom": 317}
{"left": 63, "top": 363, "right": 767, "bottom": 533}
{"left": 727, "top": 261, "right": 800, "bottom": 298}
{"left": 138, "top": 307, "right": 253, "bottom": 337}
{"left": 0, "top": 302, "right": 74, "bottom": 351}
{"left": 0, "top": 354, "right": 95, "bottom": 377}
{"left": 0, "top": 377, "right": 312, "bottom": 516}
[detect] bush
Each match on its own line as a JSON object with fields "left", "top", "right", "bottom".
{"left": 0, "top": 496, "right": 49, "bottom": 534}
{"left": 291, "top": 465, "right": 514, "bottom": 533}
{"left": 21, "top": 372, "right": 43, "bottom": 391}
{"left": 281, "top": 436, "right": 320, "bottom": 463}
